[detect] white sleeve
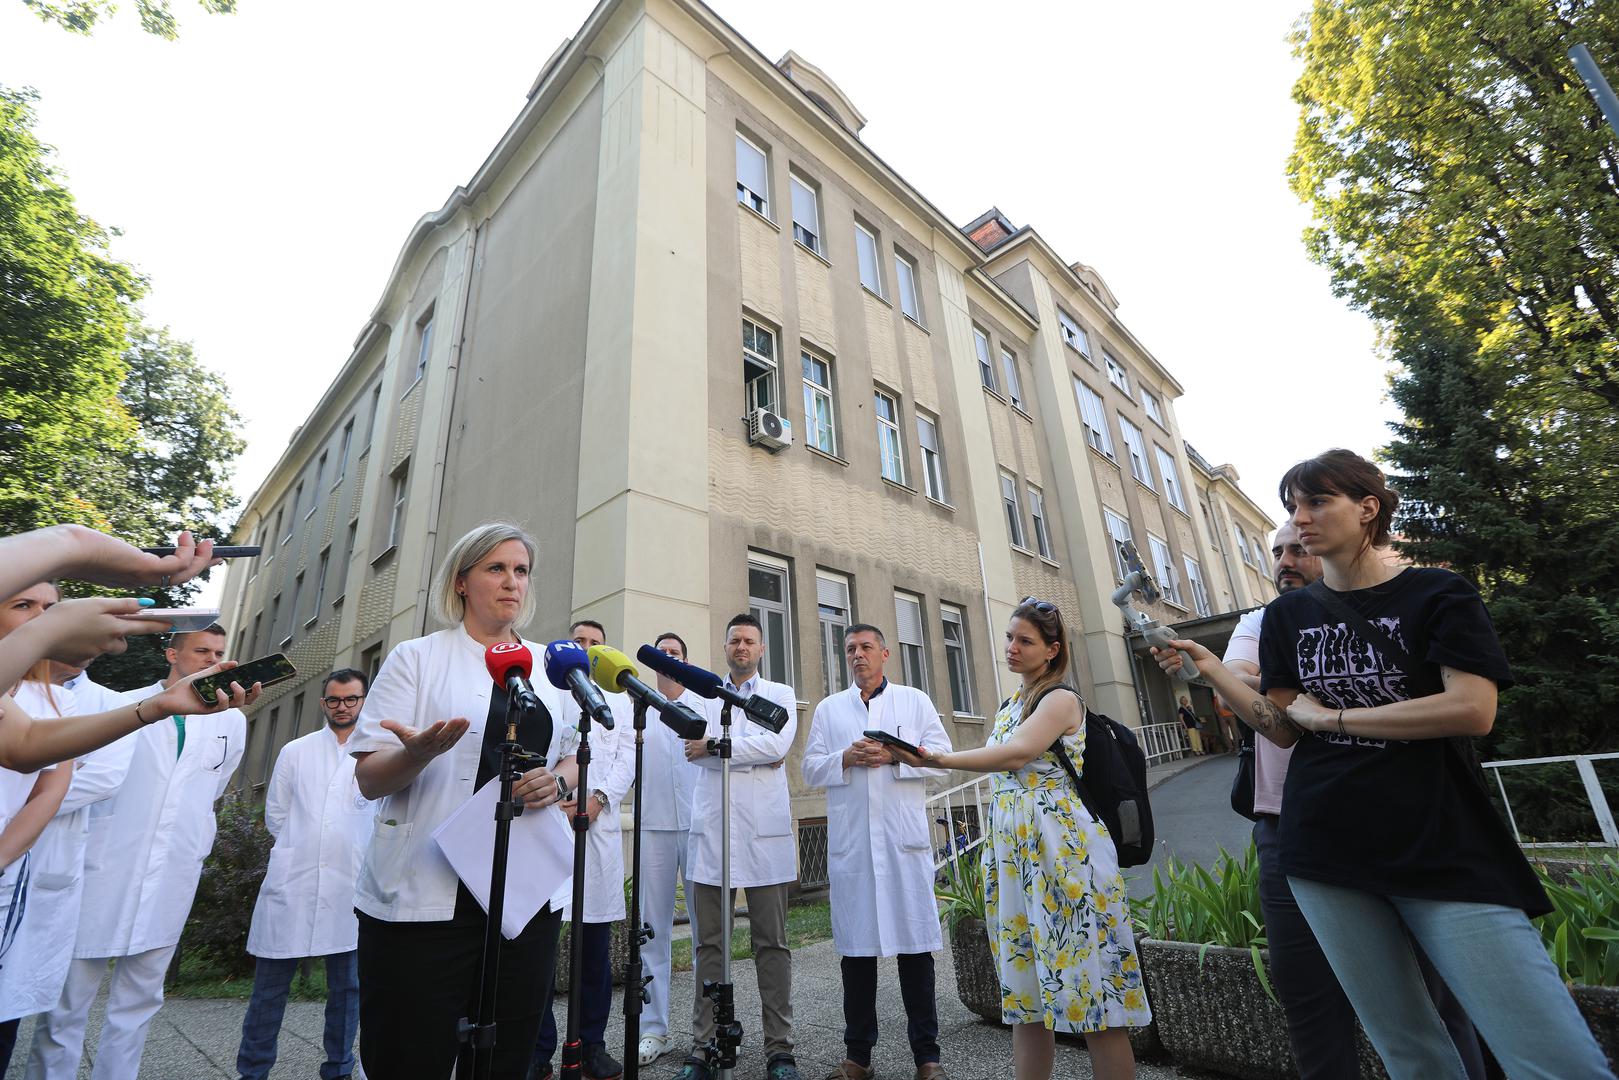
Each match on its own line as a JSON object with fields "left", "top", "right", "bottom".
{"left": 727, "top": 684, "right": 797, "bottom": 767}
{"left": 799, "top": 702, "right": 848, "bottom": 790}
{"left": 263, "top": 743, "right": 294, "bottom": 838}
{"left": 215, "top": 712, "right": 247, "bottom": 800}
{"left": 1223, "top": 609, "right": 1265, "bottom": 667}
{"left": 349, "top": 641, "right": 419, "bottom": 757}
{"left": 893, "top": 692, "right": 952, "bottom": 782}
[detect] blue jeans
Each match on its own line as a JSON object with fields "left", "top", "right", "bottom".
{"left": 1287, "top": 877, "right": 1614, "bottom": 1080}
{"left": 236, "top": 951, "right": 360, "bottom": 1080}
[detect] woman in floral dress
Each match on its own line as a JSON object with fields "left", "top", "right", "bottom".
{"left": 891, "top": 598, "right": 1148, "bottom": 1080}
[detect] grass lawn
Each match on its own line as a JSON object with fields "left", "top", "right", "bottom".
{"left": 1523, "top": 845, "right": 1618, "bottom": 862}
{"left": 670, "top": 898, "right": 832, "bottom": 973}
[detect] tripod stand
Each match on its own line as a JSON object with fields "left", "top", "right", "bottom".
{"left": 559, "top": 702, "right": 598, "bottom": 1080}
{"left": 459, "top": 695, "right": 542, "bottom": 1080}
{"left": 702, "top": 700, "right": 743, "bottom": 1080}
{"left": 621, "top": 698, "right": 654, "bottom": 1080}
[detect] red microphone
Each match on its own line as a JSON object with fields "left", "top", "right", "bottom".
{"left": 484, "top": 641, "right": 542, "bottom": 712}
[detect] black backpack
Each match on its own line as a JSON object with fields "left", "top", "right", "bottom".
{"left": 1011, "top": 685, "right": 1155, "bottom": 868}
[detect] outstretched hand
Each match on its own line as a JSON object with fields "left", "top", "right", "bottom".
{"left": 382, "top": 717, "right": 470, "bottom": 762}
{"left": 60, "top": 527, "right": 221, "bottom": 588}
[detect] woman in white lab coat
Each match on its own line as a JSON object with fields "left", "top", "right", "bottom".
{"left": 349, "top": 522, "right": 578, "bottom": 1080}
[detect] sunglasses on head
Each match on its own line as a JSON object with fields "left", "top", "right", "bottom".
{"left": 1019, "top": 596, "right": 1058, "bottom": 614}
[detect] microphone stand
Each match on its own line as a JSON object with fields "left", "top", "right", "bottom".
{"left": 560, "top": 700, "right": 595, "bottom": 1080}
{"left": 622, "top": 697, "right": 653, "bottom": 1080}
{"left": 704, "top": 700, "right": 742, "bottom": 1080}
{"left": 460, "top": 694, "right": 540, "bottom": 1079}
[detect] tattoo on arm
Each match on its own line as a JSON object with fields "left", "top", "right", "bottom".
{"left": 1250, "top": 696, "right": 1305, "bottom": 738}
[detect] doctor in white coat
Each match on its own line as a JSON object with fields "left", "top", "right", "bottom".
{"left": 673, "top": 614, "right": 800, "bottom": 1080}
{"left": 633, "top": 631, "right": 703, "bottom": 1067}
{"left": 234, "top": 667, "right": 375, "bottom": 1080}
{"left": 801, "top": 624, "right": 952, "bottom": 1080}
{"left": 532, "top": 620, "right": 635, "bottom": 1080}
{"left": 36, "top": 625, "right": 247, "bottom": 1080}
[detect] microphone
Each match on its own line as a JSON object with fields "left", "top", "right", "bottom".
{"left": 587, "top": 645, "right": 708, "bottom": 739}
{"left": 543, "top": 640, "right": 615, "bottom": 729}
{"left": 635, "top": 645, "right": 790, "bottom": 734}
{"left": 484, "top": 641, "right": 542, "bottom": 713}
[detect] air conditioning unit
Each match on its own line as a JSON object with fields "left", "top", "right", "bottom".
{"left": 747, "top": 407, "right": 793, "bottom": 451}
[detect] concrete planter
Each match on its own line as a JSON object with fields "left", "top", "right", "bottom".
{"left": 1574, "top": 984, "right": 1619, "bottom": 1069}
{"left": 1138, "top": 939, "right": 1384, "bottom": 1080}
{"left": 946, "top": 917, "right": 1003, "bottom": 1024}
{"left": 553, "top": 918, "right": 632, "bottom": 992}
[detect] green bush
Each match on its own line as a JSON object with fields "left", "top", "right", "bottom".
{"left": 934, "top": 847, "right": 986, "bottom": 931}
{"left": 1535, "top": 855, "right": 1619, "bottom": 987}
{"left": 1131, "top": 844, "right": 1273, "bottom": 1001}
{"left": 174, "top": 796, "right": 272, "bottom": 982}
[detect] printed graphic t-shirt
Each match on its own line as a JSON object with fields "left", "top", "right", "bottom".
{"left": 1258, "top": 567, "right": 1548, "bottom": 915}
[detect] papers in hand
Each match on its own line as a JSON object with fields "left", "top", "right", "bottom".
{"left": 432, "top": 778, "right": 573, "bottom": 939}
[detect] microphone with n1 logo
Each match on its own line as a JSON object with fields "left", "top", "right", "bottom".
{"left": 587, "top": 644, "right": 708, "bottom": 739}
{"left": 484, "top": 641, "right": 542, "bottom": 713}
{"left": 543, "top": 640, "right": 616, "bottom": 729}
{"left": 634, "top": 644, "right": 790, "bottom": 733}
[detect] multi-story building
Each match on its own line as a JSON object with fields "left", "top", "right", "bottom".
{"left": 217, "top": 0, "right": 1276, "bottom": 873}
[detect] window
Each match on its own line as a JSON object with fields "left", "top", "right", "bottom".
{"left": 291, "top": 692, "right": 307, "bottom": 736}
{"left": 269, "top": 507, "right": 285, "bottom": 557}
{"left": 1000, "top": 347, "right": 1023, "bottom": 410}
{"left": 747, "top": 555, "right": 794, "bottom": 688}
{"left": 1074, "top": 379, "right": 1115, "bottom": 458}
{"left": 999, "top": 471, "right": 1026, "bottom": 548}
{"left": 894, "top": 591, "right": 928, "bottom": 693}
{"left": 387, "top": 466, "right": 408, "bottom": 551}
{"left": 1028, "top": 485, "right": 1052, "bottom": 559}
{"left": 1148, "top": 534, "right": 1184, "bottom": 608}
{"left": 1234, "top": 527, "right": 1253, "bottom": 567}
{"left": 743, "top": 317, "right": 778, "bottom": 414}
{"left": 801, "top": 351, "right": 836, "bottom": 454}
{"left": 361, "top": 643, "right": 383, "bottom": 686}
{"left": 260, "top": 707, "right": 281, "bottom": 784}
{"left": 268, "top": 594, "right": 281, "bottom": 646}
{"left": 311, "top": 548, "right": 330, "bottom": 622}
{"left": 413, "top": 309, "right": 435, "bottom": 387}
{"left": 250, "top": 611, "right": 262, "bottom": 656}
{"left": 1251, "top": 533, "right": 1266, "bottom": 566}
{"left": 1142, "top": 389, "right": 1166, "bottom": 428}
{"left": 334, "top": 522, "right": 356, "bottom": 605}
{"left": 1058, "top": 309, "right": 1090, "bottom": 358}
{"left": 895, "top": 251, "right": 921, "bottom": 323}
{"left": 789, "top": 172, "right": 820, "bottom": 253}
{"left": 735, "top": 132, "right": 769, "bottom": 215}
{"left": 1119, "top": 415, "right": 1152, "bottom": 487}
{"left": 1155, "top": 445, "right": 1187, "bottom": 511}
{"left": 816, "top": 571, "right": 851, "bottom": 696}
{"left": 334, "top": 420, "right": 354, "bottom": 485}
{"left": 283, "top": 492, "right": 298, "bottom": 541}
{"left": 1103, "top": 508, "right": 1133, "bottom": 581}
{"left": 874, "top": 389, "right": 904, "bottom": 484}
{"left": 973, "top": 327, "right": 997, "bottom": 392}
{"left": 364, "top": 383, "right": 382, "bottom": 451}
{"left": 916, "top": 411, "right": 947, "bottom": 502}
{"left": 1104, "top": 353, "right": 1131, "bottom": 398}
{"left": 941, "top": 604, "right": 975, "bottom": 714}
{"left": 1184, "top": 555, "right": 1212, "bottom": 617}
{"left": 306, "top": 454, "right": 326, "bottom": 517}
{"left": 285, "top": 573, "right": 302, "bottom": 644}
{"left": 854, "top": 222, "right": 882, "bottom": 296}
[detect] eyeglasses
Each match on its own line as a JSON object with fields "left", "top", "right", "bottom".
{"left": 322, "top": 695, "right": 365, "bottom": 708}
{"left": 1018, "top": 596, "right": 1058, "bottom": 614}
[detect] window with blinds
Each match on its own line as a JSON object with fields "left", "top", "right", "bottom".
{"left": 789, "top": 172, "right": 820, "bottom": 253}
{"left": 1120, "top": 415, "right": 1152, "bottom": 487}
{"left": 736, "top": 132, "right": 769, "bottom": 215}
{"left": 1148, "top": 534, "right": 1184, "bottom": 608}
{"left": 1103, "top": 508, "right": 1133, "bottom": 582}
{"left": 748, "top": 555, "right": 794, "bottom": 688}
{"left": 816, "top": 571, "right": 851, "bottom": 696}
{"left": 941, "top": 604, "right": 974, "bottom": 714}
{"left": 894, "top": 591, "right": 929, "bottom": 694}
{"left": 1074, "top": 378, "right": 1115, "bottom": 458}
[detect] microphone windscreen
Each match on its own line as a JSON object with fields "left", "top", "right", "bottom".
{"left": 542, "top": 640, "right": 590, "bottom": 691}
{"left": 485, "top": 641, "right": 534, "bottom": 686}
{"left": 636, "top": 644, "right": 724, "bottom": 699}
{"left": 587, "top": 644, "right": 636, "bottom": 694}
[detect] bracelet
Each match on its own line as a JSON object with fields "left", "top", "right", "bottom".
{"left": 133, "top": 699, "right": 151, "bottom": 725}
{"left": 1336, "top": 708, "right": 1347, "bottom": 736}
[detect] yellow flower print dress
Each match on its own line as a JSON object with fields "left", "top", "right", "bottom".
{"left": 981, "top": 689, "right": 1151, "bottom": 1032}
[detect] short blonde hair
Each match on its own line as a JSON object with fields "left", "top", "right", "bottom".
{"left": 430, "top": 522, "right": 538, "bottom": 629}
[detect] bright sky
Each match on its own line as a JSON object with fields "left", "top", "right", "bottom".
{"left": 2, "top": 0, "right": 1394, "bottom": 587}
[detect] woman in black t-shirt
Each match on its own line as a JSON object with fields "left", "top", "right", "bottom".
{"left": 1150, "top": 450, "right": 1611, "bottom": 1080}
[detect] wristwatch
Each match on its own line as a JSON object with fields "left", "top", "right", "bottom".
{"left": 591, "top": 788, "right": 609, "bottom": 811}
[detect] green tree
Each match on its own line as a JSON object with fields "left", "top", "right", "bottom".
{"left": 1289, "top": 1, "right": 1619, "bottom": 795}
{"left": 21, "top": 0, "right": 236, "bottom": 39}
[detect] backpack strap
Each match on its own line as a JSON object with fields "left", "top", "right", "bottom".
{"left": 1023, "top": 685, "right": 1102, "bottom": 822}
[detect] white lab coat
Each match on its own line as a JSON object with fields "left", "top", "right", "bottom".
{"left": 246, "top": 725, "right": 374, "bottom": 958}
{"left": 556, "top": 689, "right": 634, "bottom": 923}
{"left": 0, "top": 680, "right": 135, "bottom": 1021}
{"left": 73, "top": 683, "right": 246, "bottom": 958}
{"left": 687, "top": 674, "right": 799, "bottom": 889}
{"left": 348, "top": 625, "right": 577, "bottom": 923}
{"left": 802, "top": 680, "right": 952, "bottom": 956}
{"left": 640, "top": 689, "right": 703, "bottom": 833}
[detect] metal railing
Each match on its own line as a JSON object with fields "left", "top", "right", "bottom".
{"left": 797, "top": 818, "right": 830, "bottom": 888}
{"left": 926, "top": 775, "right": 994, "bottom": 870}
{"left": 1482, "top": 752, "right": 1619, "bottom": 847}
{"left": 1138, "top": 721, "right": 1189, "bottom": 767}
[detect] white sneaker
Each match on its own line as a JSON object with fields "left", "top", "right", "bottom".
{"left": 638, "top": 1033, "right": 671, "bottom": 1066}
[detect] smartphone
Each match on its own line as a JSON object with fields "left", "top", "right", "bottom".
{"left": 863, "top": 729, "right": 924, "bottom": 759}
{"left": 121, "top": 608, "right": 221, "bottom": 633}
{"left": 191, "top": 653, "right": 297, "bottom": 705}
{"left": 142, "top": 545, "right": 262, "bottom": 559}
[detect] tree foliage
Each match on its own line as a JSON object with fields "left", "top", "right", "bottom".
{"left": 1289, "top": 2, "right": 1619, "bottom": 788}
{"left": 21, "top": 0, "right": 236, "bottom": 39}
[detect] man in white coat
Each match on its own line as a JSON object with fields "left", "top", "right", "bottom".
{"left": 31, "top": 625, "right": 246, "bottom": 1080}
{"left": 673, "top": 614, "right": 800, "bottom": 1080}
{"left": 533, "top": 620, "right": 633, "bottom": 1080}
{"left": 802, "top": 624, "right": 953, "bottom": 1080}
{"left": 234, "top": 668, "right": 374, "bottom": 1080}
{"left": 634, "top": 631, "right": 703, "bottom": 1067}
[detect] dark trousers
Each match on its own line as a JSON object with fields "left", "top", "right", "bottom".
{"left": 1255, "top": 815, "right": 1487, "bottom": 1080}
{"left": 356, "top": 886, "right": 562, "bottom": 1080}
{"left": 0, "top": 1016, "right": 18, "bottom": 1074}
{"left": 840, "top": 953, "right": 940, "bottom": 1068}
{"left": 534, "top": 919, "right": 613, "bottom": 1064}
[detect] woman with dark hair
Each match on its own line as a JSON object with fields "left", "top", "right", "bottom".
{"left": 890, "top": 599, "right": 1147, "bottom": 1080}
{"left": 1153, "top": 449, "right": 1611, "bottom": 1079}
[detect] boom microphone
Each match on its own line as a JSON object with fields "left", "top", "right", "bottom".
{"left": 484, "top": 641, "right": 542, "bottom": 713}
{"left": 634, "top": 645, "right": 790, "bottom": 733}
{"left": 588, "top": 645, "right": 708, "bottom": 739}
{"left": 543, "top": 640, "right": 616, "bottom": 729}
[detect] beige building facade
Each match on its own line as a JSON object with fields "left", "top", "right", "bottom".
{"left": 217, "top": 0, "right": 1277, "bottom": 875}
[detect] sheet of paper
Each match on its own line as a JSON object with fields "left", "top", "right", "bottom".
{"left": 432, "top": 778, "right": 573, "bottom": 939}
